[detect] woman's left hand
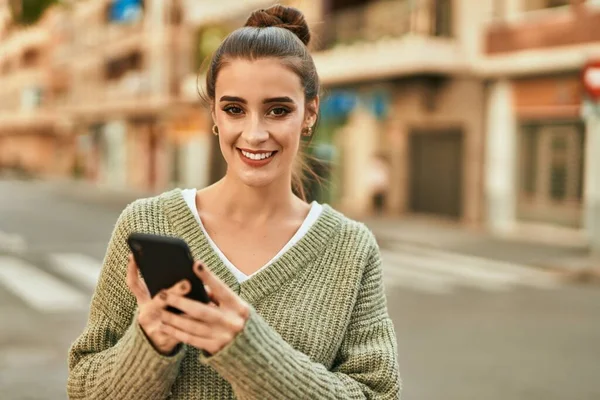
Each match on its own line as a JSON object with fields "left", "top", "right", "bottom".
{"left": 159, "top": 261, "right": 250, "bottom": 355}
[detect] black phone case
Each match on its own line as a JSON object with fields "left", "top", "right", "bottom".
{"left": 127, "top": 233, "right": 211, "bottom": 313}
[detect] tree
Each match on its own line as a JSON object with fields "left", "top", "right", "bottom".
{"left": 9, "top": 0, "right": 59, "bottom": 25}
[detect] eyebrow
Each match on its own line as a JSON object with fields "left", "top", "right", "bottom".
{"left": 219, "top": 96, "right": 295, "bottom": 104}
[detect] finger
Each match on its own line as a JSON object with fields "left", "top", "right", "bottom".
{"left": 193, "top": 262, "right": 238, "bottom": 305}
{"left": 167, "top": 279, "right": 192, "bottom": 296}
{"left": 159, "top": 323, "right": 219, "bottom": 352}
{"left": 149, "top": 279, "right": 191, "bottom": 309}
{"left": 126, "top": 254, "right": 150, "bottom": 304}
{"left": 160, "top": 310, "right": 212, "bottom": 338}
{"left": 204, "top": 285, "right": 220, "bottom": 307}
{"left": 220, "top": 313, "right": 247, "bottom": 335}
{"left": 165, "top": 293, "right": 223, "bottom": 323}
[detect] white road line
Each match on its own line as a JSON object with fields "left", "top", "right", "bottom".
{"left": 382, "top": 264, "right": 455, "bottom": 294}
{"left": 0, "top": 256, "right": 88, "bottom": 312}
{"left": 49, "top": 253, "right": 102, "bottom": 289}
{"left": 381, "top": 253, "right": 457, "bottom": 294}
{"left": 382, "top": 250, "right": 515, "bottom": 291}
{"left": 390, "top": 244, "right": 560, "bottom": 289}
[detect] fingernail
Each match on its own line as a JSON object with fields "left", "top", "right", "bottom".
{"left": 179, "top": 280, "right": 190, "bottom": 291}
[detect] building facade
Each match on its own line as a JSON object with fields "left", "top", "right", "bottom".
{"left": 481, "top": 0, "right": 600, "bottom": 244}
{"left": 0, "top": 1, "right": 72, "bottom": 177}
{"left": 311, "top": 0, "right": 488, "bottom": 223}
{"left": 52, "top": 0, "right": 199, "bottom": 191}
{"left": 2, "top": 0, "right": 600, "bottom": 249}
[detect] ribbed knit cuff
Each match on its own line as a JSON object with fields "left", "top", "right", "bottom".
{"left": 199, "top": 309, "right": 301, "bottom": 397}
{"left": 112, "top": 320, "right": 186, "bottom": 398}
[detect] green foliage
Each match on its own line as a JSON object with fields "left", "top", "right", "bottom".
{"left": 10, "top": 0, "right": 59, "bottom": 25}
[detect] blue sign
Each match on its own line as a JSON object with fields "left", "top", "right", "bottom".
{"left": 321, "top": 90, "right": 358, "bottom": 120}
{"left": 110, "top": 0, "right": 143, "bottom": 23}
{"left": 369, "top": 91, "right": 389, "bottom": 120}
{"left": 320, "top": 89, "right": 389, "bottom": 121}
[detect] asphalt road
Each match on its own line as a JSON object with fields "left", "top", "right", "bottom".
{"left": 0, "top": 180, "right": 598, "bottom": 400}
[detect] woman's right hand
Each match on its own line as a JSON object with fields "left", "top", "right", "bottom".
{"left": 126, "top": 254, "right": 190, "bottom": 356}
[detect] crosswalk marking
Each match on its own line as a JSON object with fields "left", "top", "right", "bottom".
{"left": 0, "top": 245, "right": 563, "bottom": 313}
{"left": 382, "top": 251, "right": 515, "bottom": 292}
{"left": 382, "top": 261, "right": 455, "bottom": 294}
{"left": 0, "top": 256, "right": 88, "bottom": 312}
{"left": 387, "top": 244, "right": 560, "bottom": 289}
{"left": 380, "top": 245, "right": 561, "bottom": 294}
{"left": 49, "top": 253, "right": 102, "bottom": 289}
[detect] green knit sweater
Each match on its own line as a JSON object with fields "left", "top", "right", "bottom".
{"left": 67, "top": 189, "right": 401, "bottom": 399}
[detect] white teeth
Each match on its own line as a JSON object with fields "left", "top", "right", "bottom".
{"left": 241, "top": 151, "right": 273, "bottom": 160}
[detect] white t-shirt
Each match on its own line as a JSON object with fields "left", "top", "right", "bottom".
{"left": 181, "top": 188, "right": 323, "bottom": 283}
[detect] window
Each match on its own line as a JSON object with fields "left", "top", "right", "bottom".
{"left": 519, "top": 122, "right": 584, "bottom": 203}
{"left": 104, "top": 51, "right": 143, "bottom": 80}
{"left": 434, "top": 0, "right": 452, "bottom": 37}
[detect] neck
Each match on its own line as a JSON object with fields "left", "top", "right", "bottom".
{"left": 211, "top": 173, "right": 304, "bottom": 224}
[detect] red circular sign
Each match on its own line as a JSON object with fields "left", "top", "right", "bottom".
{"left": 582, "top": 61, "right": 600, "bottom": 101}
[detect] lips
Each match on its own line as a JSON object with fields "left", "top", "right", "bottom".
{"left": 237, "top": 148, "right": 278, "bottom": 167}
{"left": 240, "top": 150, "right": 275, "bottom": 161}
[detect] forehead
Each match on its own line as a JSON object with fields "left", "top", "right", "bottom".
{"left": 215, "top": 58, "right": 303, "bottom": 100}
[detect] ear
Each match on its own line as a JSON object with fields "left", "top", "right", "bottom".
{"left": 305, "top": 95, "right": 320, "bottom": 126}
{"left": 211, "top": 106, "right": 217, "bottom": 124}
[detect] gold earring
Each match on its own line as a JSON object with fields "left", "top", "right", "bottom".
{"left": 212, "top": 124, "right": 219, "bottom": 136}
{"left": 302, "top": 126, "right": 313, "bottom": 137}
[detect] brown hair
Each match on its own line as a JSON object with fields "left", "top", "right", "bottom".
{"left": 203, "top": 5, "right": 320, "bottom": 200}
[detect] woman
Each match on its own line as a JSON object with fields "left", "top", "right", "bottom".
{"left": 67, "top": 5, "right": 401, "bottom": 399}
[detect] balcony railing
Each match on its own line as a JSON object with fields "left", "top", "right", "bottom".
{"left": 318, "top": 0, "right": 452, "bottom": 51}
{"left": 486, "top": 3, "right": 600, "bottom": 54}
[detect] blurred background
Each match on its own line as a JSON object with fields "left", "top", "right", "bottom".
{"left": 0, "top": 0, "right": 600, "bottom": 399}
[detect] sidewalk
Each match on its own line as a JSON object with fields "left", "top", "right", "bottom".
{"left": 365, "top": 216, "right": 600, "bottom": 281}
{"left": 14, "top": 176, "right": 600, "bottom": 280}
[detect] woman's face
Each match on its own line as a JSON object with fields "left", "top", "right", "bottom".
{"left": 213, "top": 58, "right": 318, "bottom": 189}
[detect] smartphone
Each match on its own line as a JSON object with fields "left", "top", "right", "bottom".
{"left": 127, "top": 232, "right": 211, "bottom": 313}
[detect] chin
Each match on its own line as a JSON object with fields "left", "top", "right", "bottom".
{"left": 235, "top": 170, "right": 277, "bottom": 188}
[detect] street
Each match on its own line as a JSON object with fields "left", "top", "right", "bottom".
{"left": 0, "top": 180, "right": 599, "bottom": 400}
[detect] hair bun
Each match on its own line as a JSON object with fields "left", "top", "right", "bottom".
{"left": 245, "top": 5, "right": 311, "bottom": 46}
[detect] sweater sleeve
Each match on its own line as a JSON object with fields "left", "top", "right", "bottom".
{"left": 201, "top": 242, "right": 402, "bottom": 399}
{"left": 67, "top": 204, "right": 186, "bottom": 400}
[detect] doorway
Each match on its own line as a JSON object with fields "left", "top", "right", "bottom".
{"left": 409, "top": 129, "right": 464, "bottom": 218}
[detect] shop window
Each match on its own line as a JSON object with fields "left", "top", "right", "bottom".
{"left": 519, "top": 122, "right": 584, "bottom": 204}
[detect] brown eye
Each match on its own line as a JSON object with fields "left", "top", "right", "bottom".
{"left": 269, "top": 107, "right": 290, "bottom": 117}
{"left": 224, "top": 106, "right": 243, "bottom": 115}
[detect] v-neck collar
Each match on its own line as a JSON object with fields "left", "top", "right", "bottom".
{"left": 160, "top": 189, "right": 342, "bottom": 304}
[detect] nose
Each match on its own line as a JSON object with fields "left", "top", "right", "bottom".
{"left": 241, "top": 115, "right": 269, "bottom": 145}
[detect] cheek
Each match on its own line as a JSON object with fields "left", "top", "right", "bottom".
{"left": 277, "top": 117, "right": 304, "bottom": 145}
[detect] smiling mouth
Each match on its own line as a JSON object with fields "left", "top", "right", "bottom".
{"left": 239, "top": 149, "right": 277, "bottom": 161}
